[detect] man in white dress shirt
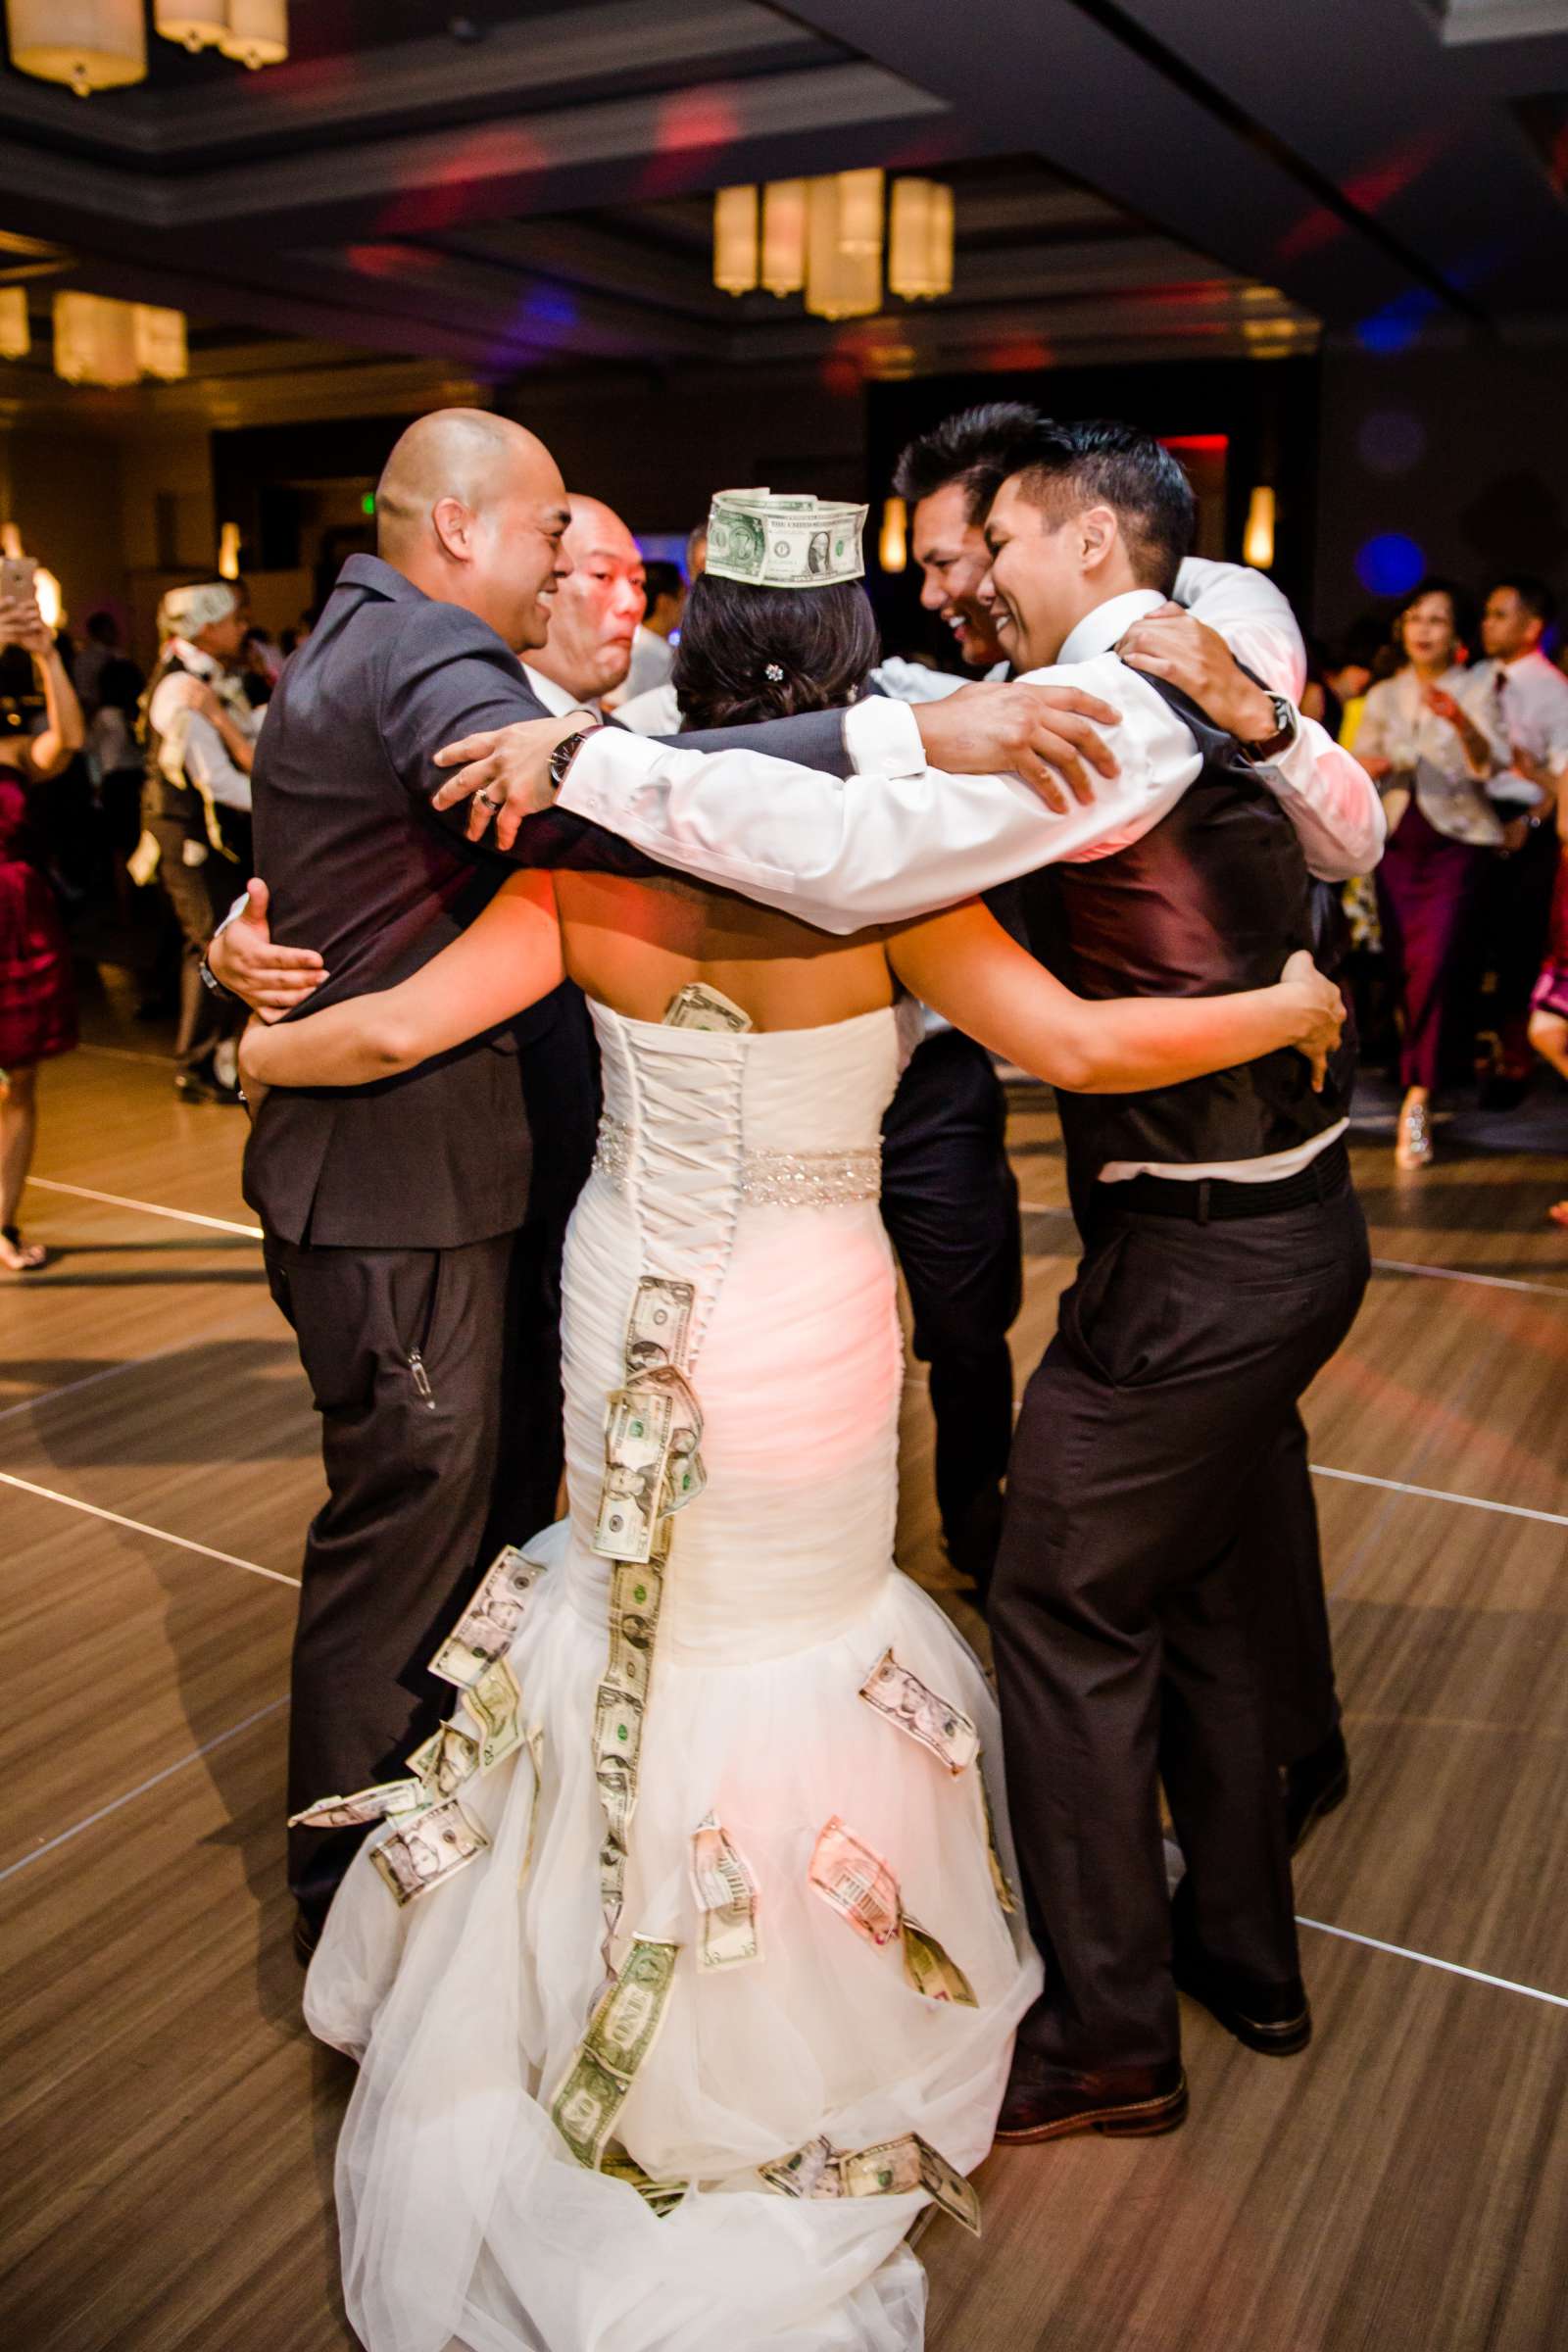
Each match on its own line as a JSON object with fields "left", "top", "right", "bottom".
{"left": 1466, "top": 575, "right": 1568, "bottom": 1098}
{"left": 141, "top": 580, "right": 259, "bottom": 1101}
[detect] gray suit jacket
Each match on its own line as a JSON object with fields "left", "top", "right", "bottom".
{"left": 243, "top": 554, "right": 855, "bottom": 1250}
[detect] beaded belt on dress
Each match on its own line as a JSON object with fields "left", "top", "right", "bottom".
{"left": 593, "top": 1114, "right": 881, "bottom": 1207}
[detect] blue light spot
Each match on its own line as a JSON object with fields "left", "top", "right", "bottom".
{"left": 514, "top": 285, "right": 578, "bottom": 332}
{"left": 1355, "top": 533, "right": 1425, "bottom": 597}
{"left": 1355, "top": 290, "right": 1440, "bottom": 355}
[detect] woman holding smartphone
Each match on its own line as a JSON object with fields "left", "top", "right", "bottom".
{"left": 0, "top": 576, "right": 85, "bottom": 1271}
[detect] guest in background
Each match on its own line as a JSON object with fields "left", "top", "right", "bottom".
{"left": 140, "top": 580, "right": 259, "bottom": 1103}
{"left": 1467, "top": 577, "right": 1568, "bottom": 1104}
{"left": 1526, "top": 768, "right": 1568, "bottom": 1226}
{"left": 0, "top": 581, "right": 85, "bottom": 1272}
{"left": 239, "top": 624, "right": 283, "bottom": 709}
{"left": 84, "top": 654, "right": 147, "bottom": 917}
{"left": 71, "top": 607, "right": 122, "bottom": 718}
{"left": 614, "top": 557, "right": 684, "bottom": 705}
{"left": 1353, "top": 580, "right": 1503, "bottom": 1168}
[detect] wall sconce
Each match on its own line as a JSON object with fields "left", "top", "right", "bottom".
{"left": 1244, "top": 485, "right": 1276, "bottom": 570}
{"left": 879, "top": 496, "right": 907, "bottom": 574}
{"left": 33, "top": 566, "right": 62, "bottom": 629}
{"left": 218, "top": 522, "right": 242, "bottom": 581}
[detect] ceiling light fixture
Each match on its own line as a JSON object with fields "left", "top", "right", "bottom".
{"left": 155, "top": 0, "right": 287, "bottom": 68}
{"left": 6, "top": 0, "right": 147, "bottom": 94}
{"left": 715, "top": 172, "right": 953, "bottom": 320}
{"left": 712, "top": 183, "right": 759, "bottom": 296}
{"left": 52, "top": 290, "right": 190, "bottom": 386}
{"left": 0, "top": 287, "right": 30, "bottom": 359}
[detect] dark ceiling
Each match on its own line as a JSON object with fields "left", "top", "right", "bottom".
{"left": 1, "top": 0, "right": 1567, "bottom": 414}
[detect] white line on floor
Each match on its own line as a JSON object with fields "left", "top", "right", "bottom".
{"left": 1307, "top": 1465, "right": 1568, "bottom": 1530}
{"left": 0, "top": 1471, "right": 300, "bottom": 1587}
{"left": 0, "top": 1696, "right": 289, "bottom": 1887}
{"left": 1368, "top": 1256, "right": 1568, "bottom": 1300}
{"left": 1297, "top": 1917, "right": 1568, "bottom": 2010}
{"left": 24, "top": 1177, "right": 263, "bottom": 1240}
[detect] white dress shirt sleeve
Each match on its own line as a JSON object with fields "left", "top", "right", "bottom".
{"left": 180, "top": 709, "right": 253, "bottom": 813}
{"left": 1250, "top": 717, "right": 1387, "bottom": 881}
{"left": 557, "top": 653, "right": 1200, "bottom": 933}
{"left": 1174, "top": 557, "right": 1306, "bottom": 702}
{"left": 1172, "top": 557, "right": 1384, "bottom": 876}
{"left": 148, "top": 670, "right": 254, "bottom": 814}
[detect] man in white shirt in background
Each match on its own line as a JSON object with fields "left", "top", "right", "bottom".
{"left": 140, "top": 579, "right": 259, "bottom": 1102}
{"left": 613, "top": 559, "right": 684, "bottom": 708}
{"left": 1466, "top": 575, "right": 1568, "bottom": 1101}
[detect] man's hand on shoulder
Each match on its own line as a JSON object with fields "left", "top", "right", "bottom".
{"left": 913, "top": 679, "right": 1122, "bottom": 811}
{"left": 1118, "top": 606, "right": 1276, "bottom": 743}
{"left": 208, "top": 878, "right": 327, "bottom": 1022}
{"left": 432, "top": 710, "right": 597, "bottom": 850}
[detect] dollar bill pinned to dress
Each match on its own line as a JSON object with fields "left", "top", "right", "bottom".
{"left": 550, "top": 1936, "right": 681, "bottom": 2170}
{"left": 663, "top": 981, "right": 753, "bottom": 1034}
{"left": 704, "top": 487, "right": 868, "bottom": 591}
{"left": 858, "top": 1648, "right": 979, "bottom": 1776}
{"left": 430, "top": 1544, "right": 548, "bottom": 1688}
{"left": 762, "top": 2131, "right": 980, "bottom": 2236}
{"left": 369, "top": 1795, "right": 489, "bottom": 1907}
{"left": 288, "top": 1778, "right": 424, "bottom": 1832}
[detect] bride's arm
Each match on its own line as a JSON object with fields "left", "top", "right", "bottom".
{"left": 239, "top": 869, "right": 564, "bottom": 1094}
{"left": 887, "top": 901, "right": 1344, "bottom": 1094}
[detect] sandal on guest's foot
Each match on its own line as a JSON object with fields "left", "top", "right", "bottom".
{"left": 0, "top": 1224, "right": 47, "bottom": 1271}
{"left": 1395, "top": 1094, "right": 1434, "bottom": 1171}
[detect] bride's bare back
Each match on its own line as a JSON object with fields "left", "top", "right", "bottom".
{"left": 554, "top": 870, "right": 892, "bottom": 1032}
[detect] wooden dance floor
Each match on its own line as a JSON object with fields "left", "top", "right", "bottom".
{"left": 4, "top": 993, "right": 1568, "bottom": 2352}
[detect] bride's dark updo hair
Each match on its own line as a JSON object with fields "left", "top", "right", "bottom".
{"left": 671, "top": 572, "right": 880, "bottom": 730}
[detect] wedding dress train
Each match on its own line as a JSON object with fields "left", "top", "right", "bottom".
{"left": 305, "top": 1001, "right": 1042, "bottom": 2352}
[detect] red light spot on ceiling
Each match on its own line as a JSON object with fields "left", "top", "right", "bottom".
{"left": 371, "top": 124, "right": 548, "bottom": 235}
{"left": 1161, "top": 435, "right": 1230, "bottom": 455}
{"left": 1342, "top": 131, "right": 1446, "bottom": 217}
{"left": 637, "top": 89, "right": 743, "bottom": 197}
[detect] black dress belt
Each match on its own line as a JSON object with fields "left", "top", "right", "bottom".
{"left": 1097, "top": 1136, "right": 1350, "bottom": 1224}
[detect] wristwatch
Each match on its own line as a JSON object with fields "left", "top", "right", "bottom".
{"left": 198, "top": 954, "right": 232, "bottom": 1000}
{"left": 1243, "top": 692, "right": 1298, "bottom": 761}
{"left": 548, "top": 725, "right": 599, "bottom": 795}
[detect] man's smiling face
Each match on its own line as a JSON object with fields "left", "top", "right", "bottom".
{"left": 910, "top": 480, "right": 1007, "bottom": 670}
{"left": 979, "top": 473, "right": 1093, "bottom": 673}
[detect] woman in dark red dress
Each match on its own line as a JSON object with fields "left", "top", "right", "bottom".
{"left": 1527, "top": 773, "right": 1568, "bottom": 1227}
{"left": 0, "top": 584, "right": 85, "bottom": 1272}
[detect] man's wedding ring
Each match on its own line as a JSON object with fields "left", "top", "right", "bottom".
{"left": 476, "top": 790, "right": 506, "bottom": 812}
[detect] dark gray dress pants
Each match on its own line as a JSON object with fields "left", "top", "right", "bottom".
{"left": 990, "top": 1172, "right": 1370, "bottom": 2078}
{"left": 267, "top": 1226, "right": 564, "bottom": 1928}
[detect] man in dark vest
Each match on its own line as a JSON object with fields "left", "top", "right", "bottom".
{"left": 210, "top": 408, "right": 1093, "bottom": 1960}
{"left": 974, "top": 421, "right": 1371, "bottom": 2143}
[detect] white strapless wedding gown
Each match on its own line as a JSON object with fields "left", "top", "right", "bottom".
{"left": 305, "top": 1002, "right": 1042, "bottom": 2352}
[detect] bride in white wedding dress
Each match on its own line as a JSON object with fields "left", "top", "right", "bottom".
{"left": 239, "top": 509, "right": 1343, "bottom": 2352}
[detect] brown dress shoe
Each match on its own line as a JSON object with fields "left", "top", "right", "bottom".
{"left": 995, "top": 2060, "right": 1188, "bottom": 2144}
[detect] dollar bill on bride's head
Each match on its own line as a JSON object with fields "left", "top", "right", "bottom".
{"left": 705, "top": 488, "right": 868, "bottom": 590}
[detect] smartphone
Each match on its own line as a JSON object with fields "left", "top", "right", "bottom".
{"left": 0, "top": 556, "right": 37, "bottom": 652}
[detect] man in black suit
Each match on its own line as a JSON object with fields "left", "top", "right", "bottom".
{"left": 213, "top": 408, "right": 1101, "bottom": 1956}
